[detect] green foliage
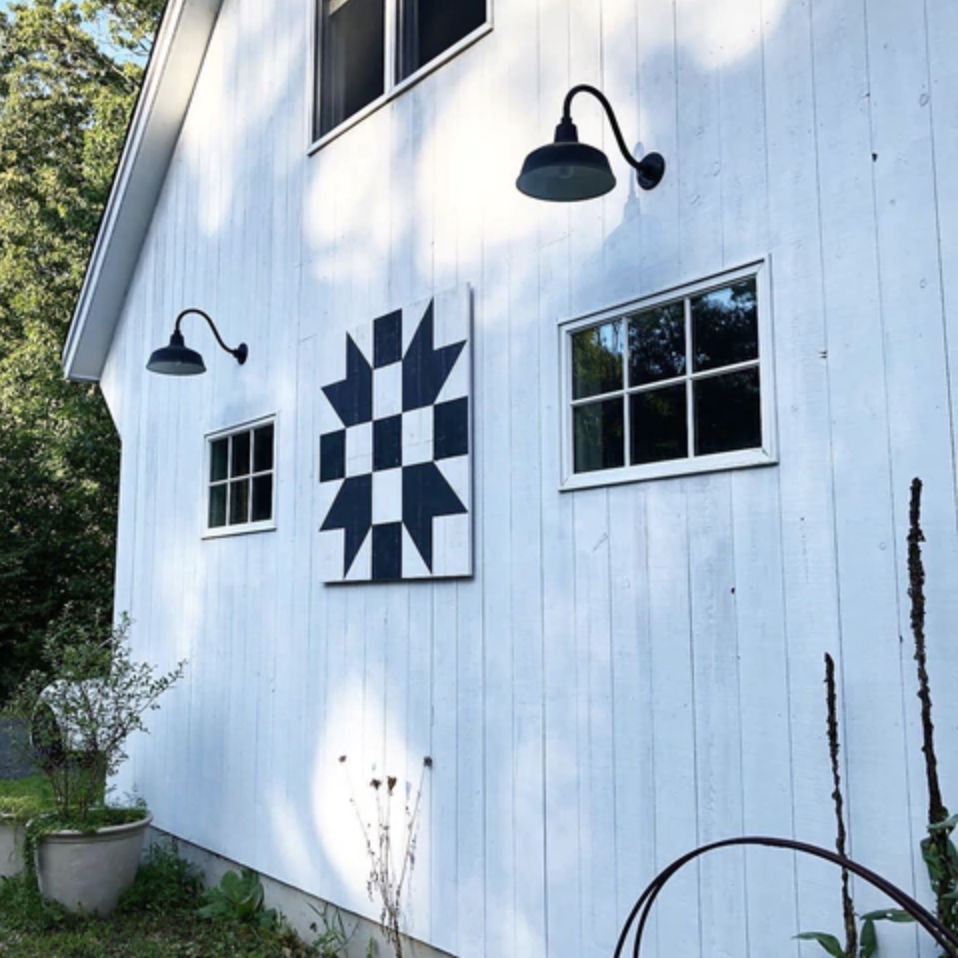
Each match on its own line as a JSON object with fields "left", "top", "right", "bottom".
{"left": 0, "top": 844, "right": 322, "bottom": 955}
{"left": 0, "top": 0, "right": 160, "bottom": 705}
{"left": 117, "top": 841, "right": 203, "bottom": 915}
{"left": 309, "top": 901, "right": 375, "bottom": 957}
{"left": 796, "top": 912, "right": 912, "bottom": 958}
{"left": 796, "top": 930, "right": 847, "bottom": 958}
{"left": 0, "top": 866, "right": 68, "bottom": 932}
{"left": 3, "top": 611, "right": 186, "bottom": 825}
{"left": 198, "top": 868, "right": 278, "bottom": 930}
{"left": 0, "top": 773, "right": 55, "bottom": 822}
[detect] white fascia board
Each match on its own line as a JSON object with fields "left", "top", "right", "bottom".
{"left": 62, "top": 0, "right": 224, "bottom": 383}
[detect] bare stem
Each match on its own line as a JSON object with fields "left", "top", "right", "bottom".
{"left": 825, "top": 652, "right": 857, "bottom": 958}
{"left": 908, "top": 478, "right": 945, "bottom": 825}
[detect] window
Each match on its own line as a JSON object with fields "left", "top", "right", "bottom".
{"left": 315, "top": 0, "right": 489, "bottom": 139}
{"left": 561, "top": 263, "right": 775, "bottom": 488}
{"left": 206, "top": 419, "right": 276, "bottom": 535}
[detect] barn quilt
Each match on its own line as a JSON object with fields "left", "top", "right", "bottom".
{"left": 318, "top": 286, "right": 472, "bottom": 582}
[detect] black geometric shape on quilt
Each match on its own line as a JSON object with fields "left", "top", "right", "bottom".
{"left": 373, "top": 416, "right": 402, "bottom": 471}
{"left": 323, "top": 335, "right": 372, "bottom": 427}
{"left": 320, "top": 474, "right": 372, "bottom": 575}
{"left": 433, "top": 397, "right": 469, "bottom": 461}
{"left": 402, "top": 300, "right": 466, "bottom": 412}
{"left": 374, "top": 309, "right": 403, "bottom": 368}
{"left": 402, "top": 461, "right": 467, "bottom": 571}
{"left": 319, "top": 430, "right": 346, "bottom": 482}
{"left": 372, "top": 523, "right": 403, "bottom": 581}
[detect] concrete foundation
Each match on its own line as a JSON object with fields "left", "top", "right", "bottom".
{"left": 145, "top": 827, "right": 455, "bottom": 958}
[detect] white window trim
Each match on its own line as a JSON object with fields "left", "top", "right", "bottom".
{"left": 202, "top": 414, "right": 278, "bottom": 539}
{"left": 308, "top": 2, "right": 493, "bottom": 153}
{"left": 559, "top": 260, "right": 777, "bottom": 491}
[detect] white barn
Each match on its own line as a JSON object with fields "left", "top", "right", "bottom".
{"left": 64, "top": 0, "right": 958, "bottom": 954}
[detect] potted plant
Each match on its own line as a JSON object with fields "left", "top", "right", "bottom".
{"left": 0, "top": 775, "right": 55, "bottom": 878}
{"left": 3, "top": 610, "right": 185, "bottom": 914}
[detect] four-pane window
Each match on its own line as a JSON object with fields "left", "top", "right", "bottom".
{"left": 207, "top": 420, "right": 276, "bottom": 533}
{"left": 316, "top": 0, "right": 488, "bottom": 138}
{"left": 563, "top": 265, "right": 774, "bottom": 486}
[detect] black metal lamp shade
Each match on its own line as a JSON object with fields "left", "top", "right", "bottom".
{"left": 516, "top": 139, "right": 616, "bottom": 202}
{"left": 517, "top": 85, "right": 666, "bottom": 202}
{"left": 146, "top": 308, "right": 247, "bottom": 376}
{"left": 146, "top": 329, "right": 207, "bottom": 375}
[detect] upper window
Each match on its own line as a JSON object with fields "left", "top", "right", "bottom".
{"left": 315, "top": 0, "right": 489, "bottom": 139}
{"left": 206, "top": 419, "right": 276, "bottom": 536}
{"left": 561, "top": 263, "right": 775, "bottom": 488}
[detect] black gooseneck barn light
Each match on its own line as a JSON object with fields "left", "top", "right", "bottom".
{"left": 146, "top": 308, "right": 248, "bottom": 376}
{"left": 516, "top": 84, "right": 666, "bottom": 202}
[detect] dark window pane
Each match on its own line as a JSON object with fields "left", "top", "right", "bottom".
{"left": 573, "top": 399, "right": 625, "bottom": 473}
{"left": 319, "top": 0, "right": 385, "bottom": 135}
{"left": 229, "top": 479, "right": 250, "bottom": 525}
{"left": 572, "top": 321, "right": 624, "bottom": 400}
{"left": 254, "top": 424, "right": 274, "bottom": 473}
{"left": 252, "top": 475, "right": 273, "bottom": 522}
{"left": 628, "top": 302, "right": 686, "bottom": 386}
{"left": 692, "top": 278, "right": 758, "bottom": 372}
{"left": 230, "top": 431, "right": 251, "bottom": 477}
{"left": 210, "top": 438, "right": 228, "bottom": 482}
{"left": 694, "top": 368, "right": 762, "bottom": 456}
{"left": 209, "top": 485, "right": 227, "bottom": 528}
{"left": 630, "top": 384, "right": 687, "bottom": 465}
{"left": 400, "top": 0, "right": 486, "bottom": 79}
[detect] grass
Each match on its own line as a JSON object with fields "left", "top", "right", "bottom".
{"left": 0, "top": 776, "right": 55, "bottom": 822}
{"left": 0, "top": 841, "right": 335, "bottom": 957}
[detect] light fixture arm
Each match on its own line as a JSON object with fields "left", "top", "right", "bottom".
{"left": 561, "top": 84, "right": 665, "bottom": 190}
{"left": 173, "top": 308, "right": 247, "bottom": 365}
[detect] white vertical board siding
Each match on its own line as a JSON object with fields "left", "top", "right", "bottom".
{"left": 97, "top": 0, "right": 958, "bottom": 955}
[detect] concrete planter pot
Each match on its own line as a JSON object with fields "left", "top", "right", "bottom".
{"left": 36, "top": 811, "right": 153, "bottom": 915}
{"left": 0, "top": 814, "right": 24, "bottom": 878}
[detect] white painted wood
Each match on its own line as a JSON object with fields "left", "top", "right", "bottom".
{"left": 79, "top": 1, "right": 958, "bottom": 955}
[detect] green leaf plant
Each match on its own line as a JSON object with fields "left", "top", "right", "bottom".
{"left": 2, "top": 608, "right": 186, "bottom": 879}
{"left": 197, "top": 867, "right": 278, "bottom": 929}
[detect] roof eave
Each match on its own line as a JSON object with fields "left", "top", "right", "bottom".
{"left": 62, "top": 0, "right": 225, "bottom": 383}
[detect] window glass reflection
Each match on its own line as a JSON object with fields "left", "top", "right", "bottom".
{"left": 209, "top": 485, "right": 227, "bottom": 528}
{"left": 573, "top": 399, "right": 625, "bottom": 473}
{"left": 230, "top": 432, "right": 251, "bottom": 478}
{"left": 694, "top": 368, "right": 761, "bottom": 456}
{"left": 692, "top": 279, "right": 758, "bottom": 372}
{"left": 229, "top": 480, "right": 250, "bottom": 525}
{"left": 210, "top": 438, "right": 228, "bottom": 482}
{"left": 628, "top": 302, "right": 686, "bottom": 387}
{"left": 572, "top": 321, "right": 624, "bottom": 400}
{"left": 254, "top": 424, "right": 274, "bottom": 473}
{"left": 630, "top": 385, "right": 687, "bottom": 465}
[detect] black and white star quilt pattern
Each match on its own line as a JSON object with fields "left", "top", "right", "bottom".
{"left": 318, "top": 286, "right": 472, "bottom": 582}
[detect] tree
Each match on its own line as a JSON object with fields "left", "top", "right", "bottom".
{"left": 0, "top": 0, "right": 160, "bottom": 701}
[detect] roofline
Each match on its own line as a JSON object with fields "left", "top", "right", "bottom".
{"left": 62, "top": 0, "right": 225, "bottom": 383}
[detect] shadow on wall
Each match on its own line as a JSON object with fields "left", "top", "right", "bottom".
{"left": 128, "top": 0, "right": 882, "bottom": 955}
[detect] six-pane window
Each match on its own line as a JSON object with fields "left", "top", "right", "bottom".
{"left": 207, "top": 421, "right": 275, "bottom": 532}
{"left": 316, "top": 0, "right": 488, "bottom": 138}
{"left": 564, "top": 267, "right": 773, "bottom": 484}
